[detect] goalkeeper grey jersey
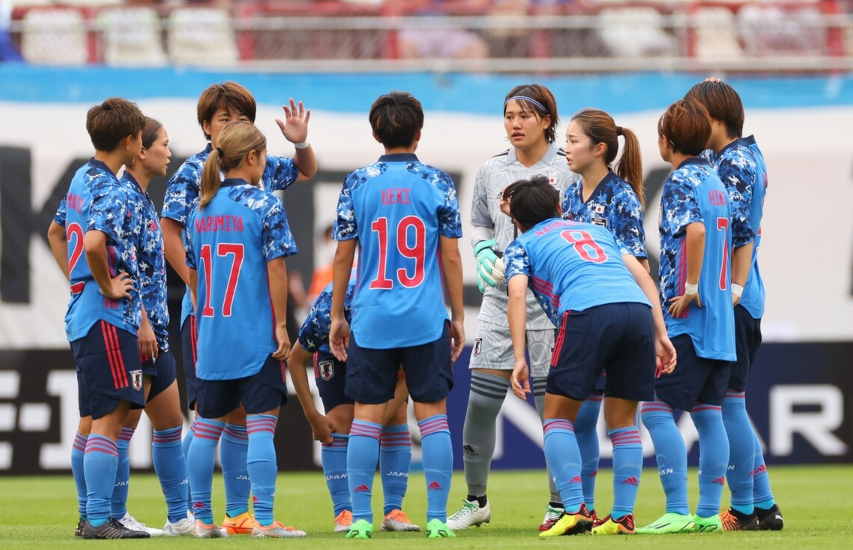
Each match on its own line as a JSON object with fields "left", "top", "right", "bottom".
{"left": 470, "top": 143, "right": 579, "bottom": 329}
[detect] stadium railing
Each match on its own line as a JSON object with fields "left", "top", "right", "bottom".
{"left": 3, "top": 0, "right": 853, "bottom": 72}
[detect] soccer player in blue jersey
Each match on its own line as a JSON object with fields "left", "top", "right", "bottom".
{"left": 452, "top": 84, "right": 578, "bottom": 533}
{"left": 686, "top": 79, "right": 781, "bottom": 531}
{"left": 560, "top": 108, "right": 648, "bottom": 520}
{"left": 46, "top": 98, "right": 150, "bottom": 539}
{"left": 184, "top": 121, "right": 303, "bottom": 538}
{"left": 288, "top": 271, "right": 420, "bottom": 533}
{"left": 638, "top": 99, "right": 736, "bottom": 534}
{"left": 328, "top": 91, "right": 465, "bottom": 539}
{"left": 500, "top": 176, "right": 675, "bottom": 537}
{"left": 160, "top": 81, "right": 316, "bottom": 533}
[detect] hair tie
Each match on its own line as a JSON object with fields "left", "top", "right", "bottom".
{"left": 505, "top": 95, "right": 548, "bottom": 113}
{"left": 616, "top": 126, "right": 623, "bottom": 136}
{"left": 215, "top": 147, "right": 224, "bottom": 157}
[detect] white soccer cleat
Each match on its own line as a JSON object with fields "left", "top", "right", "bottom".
{"left": 447, "top": 499, "right": 491, "bottom": 531}
{"left": 163, "top": 516, "right": 194, "bottom": 536}
{"left": 118, "top": 513, "right": 164, "bottom": 537}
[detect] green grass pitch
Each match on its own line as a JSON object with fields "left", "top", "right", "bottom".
{"left": 1, "top": 465, "right": 851, "bottom": 548}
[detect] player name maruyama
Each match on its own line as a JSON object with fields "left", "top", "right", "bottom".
{"left": 194, "top": 215, "right": 244, "bottom": 233}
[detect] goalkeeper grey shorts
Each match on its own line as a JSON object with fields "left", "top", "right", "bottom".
{"left": 469, "top": 320, "right": 553, "bottom": 378}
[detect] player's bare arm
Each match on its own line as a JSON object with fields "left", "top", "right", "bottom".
{"left": 47, "top": 221, "right": 70, "bottom": 280}
{"left": 731, "top": 241, "right": 754, "bottom": 306}
{"left": 439, "top": 235, "right": 465, "bottom": 363}
{"left": 668, "top": 222, "right": 705, "bottom": 318}
{"left": 330, "top": 239, "right": 356, "bottom": 362}
{"left": 267, "top": 257, "right": 291, "bottom": 360}
{"left": 275, "top": 98, "right": 317, "bottom": 181}
{"left": 507, "top": 274, "right": 531, "bottom": 399}
{"left": 138, "top": 305, "right": 158, "bottom": 361}
{"left": 187, "top": 268, "right": 198, "bottom": 312}
{"left": 160, "top": 218, "right": 191, "bottom": 286}
{"left": 623, "top": 254, "right": 677, "bottom": 375}
{"left": 83, "top": 230, "right": 132, "bottom": 300}
{"left": 288, "top": 341, "right": 333, "bottom": 445}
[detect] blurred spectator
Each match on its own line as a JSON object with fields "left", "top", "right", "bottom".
{"left": 0, "top": 1, "right": 23, "bottom": 61}
{"left": 308, "top": 223, "right": 336, "bottom": 303}
{"left": 389, "top": 0, "right": 489, "bottom": 59}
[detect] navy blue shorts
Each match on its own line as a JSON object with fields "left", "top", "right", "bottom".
{"left": 180, "top": 316, "right": 199, "bottom": 411}
{"left": 195, "top": 355, "right": 288, "bottom": 419}
{"left": 314, "top": 350, "right": 353, "bottom": 412}
{"left": 141, "top": 348, "right": 178, "bottom": 403}
{"left": 654, "top": 334, "right": 730, "bottom": 410}
{"left": 71, "top": 321, "right": 145, "bottom": 419}
{"left": 346, "top": 322, "right": 452, "bottom": 405}
{"left": 547, "top": 303, "right": 656, "bottom": 402}
{"left": 728, "top": 305, "right": 762, "bottom": 392}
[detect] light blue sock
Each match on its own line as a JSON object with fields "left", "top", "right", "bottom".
{"left": 246, "top": 415, "right": 278, "bottom": 527}
{"left": 419, "top": 415, "right": 452, "bottom": 523}
{"left": 381, "top": 423, "right": 412, "bottom": 516}
{"left": 321, "top": 433, "right": 351, "bottom": 517}
{"left": 722, "top": 392, "right": 756, "bottom": 514}
{"left": 575, "top": 395, "right": 602, "bottom": 511}
{"left": 187, "top": 418, "right": 224, "bottom": 524}
{"left": 691, "top": 404, "right": 730, "bottom": 518}
{"left": 153, "top": 426, "right": 189, "bottom": 523}
{"left": 609, "top": 427, "right": 643, "bottom": 519}
{"left": 751, "top": 430, "right": 775, "bottom": 508}
{"left": 221, "top": 423, "right": 250, "bottom": 518}
{"left": 641, "top": 399, "right": 689, "bottom": 515}
{"left": 348, "top": 420, "right": 382, "bottom": 524}
{"left": 72, "top": 432, "right": 88, "bottom": 519}
{"left": 182, "top": 418, "right": 196, "bottom": 512}
{"left": 542, "top": 418, "right": 584, "bottom": 513}
{"left": 84, "top": 434, "right": 119, "bottom": 526}
{"left": 110, "top": 427, "right": 134, "bottom": 518}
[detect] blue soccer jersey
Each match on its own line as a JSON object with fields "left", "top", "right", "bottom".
{"left": 333, "top": 153, "right": 462, "bottom": 349}
{"left": 503, "top": 219, "right": 650, "bottom": 325}
{"left": 297, "top": 271, "right": 357, "bottom": 354}
{"left": 54, "top": 159, "right": 144, "bottom": 341}
{"left": 561, "top": 171, "right": 647, "bottom": 259}
{"left": 184, "top": 179, "right": 297, "bottom": 380}
{"left": 711, "top": 136, "right": 767, "bottom": 320}
{"left": 122, "top": 172, "right": 170, "bottom": 351}
{"left": 658, "top": 158, "right": 735, "bottom": 361}
{"left": 162, "top": 145, "right": 301, "bottom": 327}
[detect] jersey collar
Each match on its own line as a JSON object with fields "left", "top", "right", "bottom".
{"left": 87, "top": 158, "right": 116, "bottom": 177}
{"left": 677, "top": 157, "right": 710, "bottom": 170}
{"left": 378, "top": 153, "right": 419, "bottom": 163}
{"left": 507, "top": 142, "right": 559, "bottom": 166}
{"left": 221, "top": 177, "right": 251, "bottom": 188}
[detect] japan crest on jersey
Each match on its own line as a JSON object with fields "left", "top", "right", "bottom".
{"left": 130, "top": 370, "right": 143, "bottom": 391}
{"left": 319, "top": 360, "right": 334, "bottom": 381}
{"left": 594, "top": 204, "right": 605, "bottom": 214}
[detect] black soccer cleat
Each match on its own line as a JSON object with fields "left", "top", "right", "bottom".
{"left": 756, "top": 504, "right": 784, "bottom": 531}
{"left": 720, "top": 508, "right": 759, "bottom": 531}
{"left": 74, "top": 517, "right": 85, "bottom": 537}
{"left": 82, "top": 517, "right": 151, "bottom": 539}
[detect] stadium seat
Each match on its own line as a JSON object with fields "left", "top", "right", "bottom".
{"left": 738, "top": 4, "right": 826, "bottom": 56}
{"left": 167, "top": 7, "right": 238, "bottom": 67}
{"left": 692, "top": 6, "right": 742, "bottom": 60}
{"left": 20, "top": 7, "right": 88, "bottom": 65}
{"left": 597, "top": 7, "right": 678, "bottom": 57}
{"left": 99, "top": 7, "right": 166, "bottom": 67}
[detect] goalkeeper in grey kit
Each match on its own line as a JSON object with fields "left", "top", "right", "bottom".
{"left": 447, "top": 84, "right": 580, "bottom": 532}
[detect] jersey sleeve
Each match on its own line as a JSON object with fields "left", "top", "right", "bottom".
{"left": 717, "top": 153, "right": 756, "bottom": 248}
{"left": 503, "top": 241, "right": 532, "bottom": 281}
{"left": 87, "top": 180, "right": 127, "bottom": 243}
{"left": 264, "top": 155, "right": 300, "bottom": 193}
{"left": 183, "top": 215, "right": 196, "bottom": 270}
{"left": 470, "top": 164, "right": 493, "bottom": 230}
{"left": 261, "top": 195, "right": 298, "bottom": 262}
{"left": 333, "top": 174, "right": 358, "bottom": 241}
{"left": 662, "top": 174, "right": 702, "bottom": 238}
{"left": 161, "top": 160, "right": 201, "bottom": 226}
{"left": 438, "top": 172, "right": 463, "bottom": 239}
{"left": 610, "top": 187, "right": 647, "bottom": 258}
{"left": 54, "top": 198, "right": 67, "bottom": 226}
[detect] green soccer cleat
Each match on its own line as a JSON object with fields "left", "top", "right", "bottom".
{"left": 690, "top": 514, "right": 722, "bottom": 533}
{"left": 636, "top": 512, "right": 695, "bottom": 534}
{"left": 538, "top": 504, "right": 594, "bottom": 538}
{"left": 426, "top": 519, "right": 456, "bottom": 538}
{"left": 346, "top": 519, "right": 373, "bottom": 539}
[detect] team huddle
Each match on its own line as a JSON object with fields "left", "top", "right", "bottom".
{"left": 47, "top": 78, "right": 781, "bottom": 539}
